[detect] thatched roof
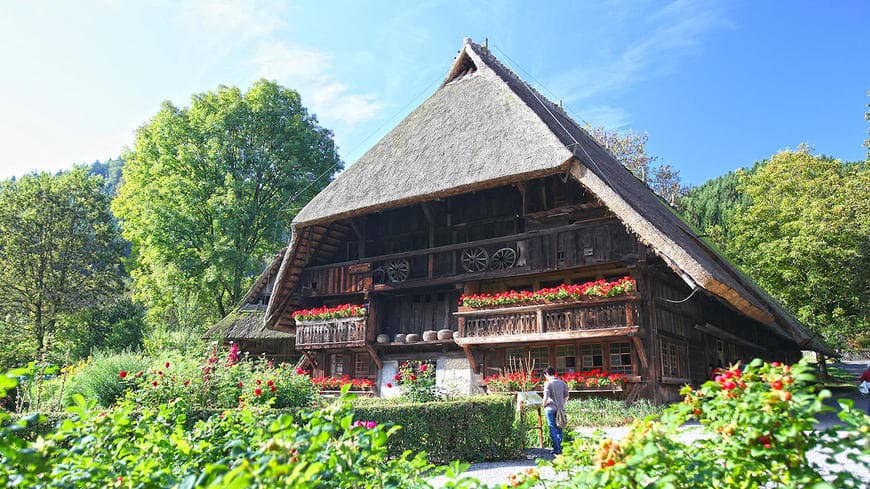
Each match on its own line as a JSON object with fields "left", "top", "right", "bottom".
{"left": 267, "top": 38, "right": 833, "bottom": 356}
{"left": 203, "top": 308, "right": 293, "bottom": 340}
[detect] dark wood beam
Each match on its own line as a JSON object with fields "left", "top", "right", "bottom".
{"left": 462, "top": 345, "right": 479, "bottom": 374}
{"left": 454, "top": 326, "right": 639, "bottom": 346}
{"left": 364, "top": 344, "right": 383, "bottom": 370}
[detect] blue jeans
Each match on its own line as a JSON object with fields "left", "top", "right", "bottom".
{"left": 545, "top": 407, "right": 563, "bottom": 454}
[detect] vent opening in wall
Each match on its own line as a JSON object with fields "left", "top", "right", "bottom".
{"left": 444, "top": 51, "right": 478, "bottom": 85}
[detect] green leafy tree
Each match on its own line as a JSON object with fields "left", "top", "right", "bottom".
{"left": 679, "top": 168, "right": 753, "bottom": 246}
{"left": 726, "top": 149, "right": 869, "bottom": 349}
{"left": 55, "top": 297, "right": 146, "bottom": 359}
{"left": 113, "top": 79, "right": 342, "bottom": 327}
{"left": 0, "top": 169, "right": 126, "bottom": 361}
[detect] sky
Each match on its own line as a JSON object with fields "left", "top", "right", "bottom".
{"left": 1, "top": 0, "right": 867, "bottom": 185}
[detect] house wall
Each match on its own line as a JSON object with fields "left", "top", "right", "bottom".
{"left": 642, "top": 262, "right": 803, "bottom": 402}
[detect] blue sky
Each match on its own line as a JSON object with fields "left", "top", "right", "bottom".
{"left": 1, "top": 0, "right": 867, "bottom": 185}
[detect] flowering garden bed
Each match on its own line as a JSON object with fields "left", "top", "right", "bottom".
{"left": 459, "top": 277, "right": 636, "bottom": 309}
{"left": 484, "top": 369, "right": 625, "bottom": 393}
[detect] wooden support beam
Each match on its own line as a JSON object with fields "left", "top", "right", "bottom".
{"left": 631, "top": 336, "right": 649, "bottom": 369}
{"left": 302, "top": 350, "right": 318, "bottom": 369}
{"left": 349, "top": 219, "right": 366, "bottom": 258}
{"left": 462, "top": 345, "right": 479, "bottom": 374}
{"left": 455, "top": 326, "right": 639, "bottom": 346}
{"left": 365, "top": 344, "right": 383, "bottom": 370}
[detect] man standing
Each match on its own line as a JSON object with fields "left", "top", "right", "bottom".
{"left": 542, "top": 366, "right": 570, "bottom": 455}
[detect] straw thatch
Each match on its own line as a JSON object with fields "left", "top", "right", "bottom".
{"left": 203, "top": 308, "right": 294, "bottom": 340}
{"left": 266, "top": 38, "right": 832, "bottom": 356}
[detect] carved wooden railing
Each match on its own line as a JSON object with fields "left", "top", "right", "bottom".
{"left": 454, "top": 295, "right": 640, "bottom": 345}
{"left": 295, "top": 317, "right": 368, "bottom": 349}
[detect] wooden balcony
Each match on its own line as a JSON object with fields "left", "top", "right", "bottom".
{"left": 454, "top": 295, "right": 640, "bottom": 346}
{"left": 299, "top": 220, "right": 639, "bottom": 297}
{"left": 295, "top": 317, "right": 368, "bottom": 350}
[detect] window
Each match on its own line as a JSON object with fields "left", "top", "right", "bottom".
{"left": 505, "top": 348, "right": 525, "bottom": 371}
{"left": 556, "top": 345, "right": 577, "bottom": 372}
{"left": 609, "top": 342, "right": 633, "bottom": 375}
{"left": 329, "top": 353, "right": 344, "bottom": 377}
{"left": 581, "top": 344, "right": 603, "bottom": 371}
{"left": 661, "top": 340, "right": 687, "bottom": 378}
{"left": 529, "top": 347, "right": 549, "bottom": 371}
{"left": 354, "top": 355, "right": 375, "bottom": 380}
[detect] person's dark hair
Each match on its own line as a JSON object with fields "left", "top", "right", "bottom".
{"left": 544, "top": 366, "right": 556, "bottom": 376}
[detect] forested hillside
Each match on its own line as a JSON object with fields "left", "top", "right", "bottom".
{"left": 680, "top": 151, "right": 869, "bottom": 350}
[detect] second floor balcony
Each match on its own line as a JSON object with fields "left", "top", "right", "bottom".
{"left": 454, "top": 295, "right": 641, "bottom": 346}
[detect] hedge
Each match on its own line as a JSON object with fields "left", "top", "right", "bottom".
{"left": 11, "top": 395, "right": 524, "bottom": 463}
{"left": 351, "top": 395, "right": 523, "bottom": 463}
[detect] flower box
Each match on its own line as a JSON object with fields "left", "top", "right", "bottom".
{"left": 459, "top": 277, "right": 636, "bottom": 310}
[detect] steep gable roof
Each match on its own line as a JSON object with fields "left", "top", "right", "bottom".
{"left": 267, "top": 38, "right": 832, "bottom": 356}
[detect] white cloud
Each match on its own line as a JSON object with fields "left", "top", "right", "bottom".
{"left": 577, "top": 105, "right": 633, "bottom": 131}
{"left": 549, "top": 0, "right": 729, "bottom": 128}
{"left": 178, "top": 1, "right": 381, "bottom": 134}
{"left": 253, "top": 42, "right": 381, "bottom": 130}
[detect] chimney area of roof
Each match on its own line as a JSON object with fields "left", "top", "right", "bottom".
{"left": 463, "top": 37, "right": 472, "bottom": 44}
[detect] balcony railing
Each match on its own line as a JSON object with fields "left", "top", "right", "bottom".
{"left": 295, "top": 317, "right": 368, "bottom": 349}
{"left": 454, "top": 295, "right": 640, "bottom": 346}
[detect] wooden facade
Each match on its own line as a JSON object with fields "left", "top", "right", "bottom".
{"left": 281, "top": 175, "right": 802, "bottom": 402}
{"left": 257, "top": 38, "right": 829, "bottom": 402}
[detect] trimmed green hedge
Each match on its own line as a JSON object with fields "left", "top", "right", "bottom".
{"left": 12, "top": 395, "right": 524, "bottom": 463}
{"left": 351, "top": 395, "right": 522, "bottom": 463}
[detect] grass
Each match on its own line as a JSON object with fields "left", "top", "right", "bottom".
{"left": 522, "top": 397, "right": 665, "bottom": 448}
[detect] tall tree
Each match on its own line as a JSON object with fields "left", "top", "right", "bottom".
{"left": 587, "top": 126, "right": 687, "bottom": 205}
{"left": 726, "top": 149, "right": 869, "bottom": 349}
{"left": 679, "top": 168, "right": 753, "bottom": 246}
{"left": 0, "top": 168, "right": 126, "bottom": 356}
{"left": 113, "top": 80, "right": 342, "bottom": 326}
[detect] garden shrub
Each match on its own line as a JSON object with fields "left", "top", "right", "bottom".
{"left": 352, "top": 395, "right": 523, "bottom": 463}
{"left": 510, "top": 359, "right": 870, "bottom": 489}
{"left": 0, "top": 379, "right": 488, "bottom": 488}
{"left": 62, "top": 350, "right": 150, "bottom": 407}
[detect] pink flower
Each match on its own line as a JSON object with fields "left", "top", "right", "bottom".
{"left": 184, "top": 380, "right": 190, "bottom": 386}
{"left": 254, "top": 388, "right": 262, "bottom": 396}
{"left": 119, "top": 371, "right": 127, "bottom": 379}
{"left": 152, "top": 381, "right": 158, "bottom": 387}
{"left": 420, "top": 364, "right": 428, "bottom": 372}
{"left": 270, "top": 385, "right": 276, "bottom": 392}
{"left": 165, "top": 362, "right": 170, "bottom": 368}
{"left": 394, "top": 374, "right": 401, "bottom": 381}
{"left": 238, "top": 382, "right": 244, "bottom": 387}
{"left": 386, "top": 382, "right": 393, "bottom": 388}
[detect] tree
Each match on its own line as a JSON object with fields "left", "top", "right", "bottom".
{"left": 587, "top": 126, "right": 687, "bottom": 206}
{"left": 725, "top": 149, "right": 869, "bottom": 349}
{"left": 0, "top": 168, "right": 126, "bottom": 359}
{"left": 679, "top": 168, "right": 752, "bottom": 246}
{"left": 113, "top": 80, "right": 342, "bottom": 327}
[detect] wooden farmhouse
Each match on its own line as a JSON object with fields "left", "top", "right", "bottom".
{"left": 229, "top": 38, "right": 833, "bottom": 402}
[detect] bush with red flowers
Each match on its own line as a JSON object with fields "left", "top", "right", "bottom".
{"left": 394, "top": 361, "right": 437, "bottom": 402}
{"left": 460, "top": 277, "right": 636, "bottom": 309}
{"left": 561, "top": 370, "right": 625, "bottom": 389}
{"left": 483, "top": 371, "right": 541, "bottom": 392}
{"left": 310, "top": 375, "right": 374, "bottom": 391}
{"left": 292, "top": 304, "right": 367, "bottom": 322}
{"left": 517, "top": 359, "right": 870, "bottom": 489}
